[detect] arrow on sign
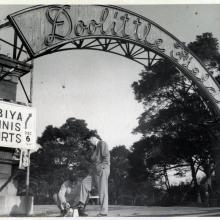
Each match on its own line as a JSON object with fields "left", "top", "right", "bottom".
{"left": 25, "top": 113, "right": 32, "bottom": 129}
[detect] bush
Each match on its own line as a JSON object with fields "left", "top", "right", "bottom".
{"left": 159, "top": 184, "right": 197, "bottom": 206}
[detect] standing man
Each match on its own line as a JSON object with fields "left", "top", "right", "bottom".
{"left": 88, "top": 136, "right": 110, "bottom": 217}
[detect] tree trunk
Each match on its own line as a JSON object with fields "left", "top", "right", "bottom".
{"left": 163, "top": 165, "right": 170, "bottom": 190}
{"left": 115, "top": 185, "right": 119, "bottom": 205}
{"left": 189, "top": 157, "right": 201, "bottom": 204}
{"left": 202, "top": 159, "right": 213, "bottom": 207}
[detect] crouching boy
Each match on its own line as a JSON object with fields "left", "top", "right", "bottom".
{"left": 53, "top": 173, "right": 92, "bottom": 216}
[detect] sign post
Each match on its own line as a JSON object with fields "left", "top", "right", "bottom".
{"left": 19, "top": 149, "right": 30, "bottom": 170}
{"left": 0, "top": 53, "right": 33, "bottom": 215}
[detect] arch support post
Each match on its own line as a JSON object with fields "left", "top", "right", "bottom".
{"left": 206, "top": 120, "right": 220, "bottom": 206}
{"left": 0, "top": 56, "right": 33, "bottom": 216}
{"left": 214, "top": 145, "right": 220, "bottom": 191}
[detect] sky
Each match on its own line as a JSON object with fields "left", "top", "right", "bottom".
{"left": 1, "top": 3, "right": 220, "bottom": 150}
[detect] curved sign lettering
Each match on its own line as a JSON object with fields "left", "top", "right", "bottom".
{"left": 7, "top": 5, "right": 220, "bottom": 115}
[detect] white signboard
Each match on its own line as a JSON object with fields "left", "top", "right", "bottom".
{"left": 0, "top": 101, "right": 36, "bottom": 150}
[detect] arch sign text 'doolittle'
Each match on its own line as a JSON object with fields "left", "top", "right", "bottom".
{"left": 7, "top": 5, "right": 220, "bottom": 116}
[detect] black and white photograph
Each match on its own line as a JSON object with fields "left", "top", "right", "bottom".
{"left": 0, "top": 1, "right": 220, "bottom": 217}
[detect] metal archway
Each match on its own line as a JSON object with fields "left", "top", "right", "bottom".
{"left": 1, "top": 4, "right": 220, "bottom": 116}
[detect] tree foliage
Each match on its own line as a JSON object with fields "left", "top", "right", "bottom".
{"left": 188, "top": 33, "right": 220, "bottom": 67}
{"left": 17, "top": 117, "right": 98, "bottom": 202}
{"left": 109, "top": 145, "right": 130, "bottom": 204}
{"left": 130, "top": 32, "right": 220, "bottom": 198}
{"left": 109, "top": 145, "right": 161, "bottom": 205}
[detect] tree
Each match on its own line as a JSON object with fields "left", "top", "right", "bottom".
{"left": 188, "top": 32, "right": 220, "bottom": 92}
{"left": 130, "top": 33, "right": 220, "bottom": 203}
{"left": 129, "top": 135, "right": 185, "bottom": 190}
{"left": 188, "top": 33, "right": 220, "bottom": 69}
{"left": 17, "top": 117, "right": 98, "bottom": 202}
{"left": 109, "top": 145, "right": 130, "bottom": 204}
{"left": 131, "top": 61, "right": 214, "bottom": 193}
{"left": 108, "top": 145, "right": 161, "bottom": 206}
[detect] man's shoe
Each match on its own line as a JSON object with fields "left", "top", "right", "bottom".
{"left": 60, "top": 209, "right": 67, "bottom": 217}
{"left": 97, "top": 213, "right": 108, "bottom": 217}
{"left": 78, "top": 208, "right": 88, "bottom": 217}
